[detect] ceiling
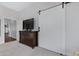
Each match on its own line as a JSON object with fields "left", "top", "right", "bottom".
{"left": 0, "top": 2, "right": 60, "bottom": 12}
{"left": 0, "top": 2, "right": 33, "bottom": 11}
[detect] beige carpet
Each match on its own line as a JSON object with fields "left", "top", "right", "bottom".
{"left": 0, "top": 41, "right": 61, "bottom": 56}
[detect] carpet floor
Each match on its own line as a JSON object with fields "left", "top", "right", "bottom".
{"left": 0, "top": 41, "right": 61, "bottom": 56}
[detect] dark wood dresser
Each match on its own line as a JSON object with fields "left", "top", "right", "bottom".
{"left": 19, "top": 31, "right": 38, "bottom": 48}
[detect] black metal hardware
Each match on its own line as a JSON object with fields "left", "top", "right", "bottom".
{"left": 38, "top": 2, "right": 71, "bottom": 14}
{"left": 38, "top": 27, "right": 40, "bottom": 32}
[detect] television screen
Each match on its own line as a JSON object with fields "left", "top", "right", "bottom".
{"left": 23, "top": 18, "right": 34, "bottom": 30}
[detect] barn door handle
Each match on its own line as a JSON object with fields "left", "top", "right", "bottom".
{"left": 38, "top": 27, "right": 40, "bottom": 32}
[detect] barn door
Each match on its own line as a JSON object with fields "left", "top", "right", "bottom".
{"left": 39, "top": 5, "right": 65, "bottom": 54}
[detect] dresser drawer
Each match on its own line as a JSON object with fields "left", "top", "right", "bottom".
{"left": 19, "top": 31, "right": 38, "bottom": 48}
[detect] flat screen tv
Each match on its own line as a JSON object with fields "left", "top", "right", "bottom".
{"left": 23, "top": 18, "right": 34, "bottom": 30}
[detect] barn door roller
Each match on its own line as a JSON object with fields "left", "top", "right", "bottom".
{"left": 62, "top": 2, "right": 71, "bottom": 8}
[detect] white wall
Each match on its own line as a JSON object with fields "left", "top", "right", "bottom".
{"left": 0, "top": 18, "right": 4, "bottom": 44}
{"left": 0, "top": 5, "right": 17, "bottom": 17}
{"left": 0, "top": 5, "right": 18, "bottom": 44}
{"left": 16, "top": 2, "right": 60, "bottom": 41}
{"left": 0, "top": 2, "right": 62, "bottom": 44}
{"left": 18, "top": 2, "right": 60, "bottom": 31}
{"left": 65, "top": 2, "right": 79, "bottom": 55}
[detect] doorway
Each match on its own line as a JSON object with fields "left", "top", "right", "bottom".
{"left": 4, "top": 18, "right": 16, "bottom": 43}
